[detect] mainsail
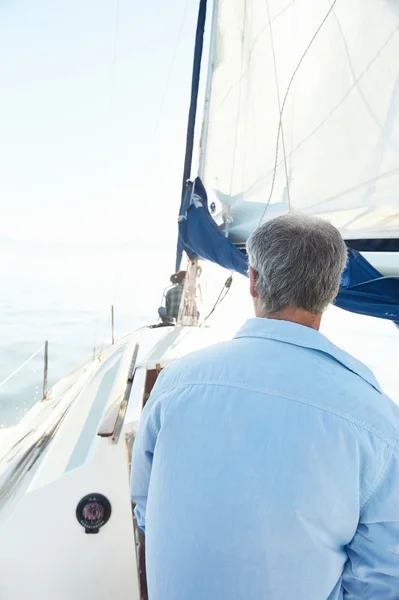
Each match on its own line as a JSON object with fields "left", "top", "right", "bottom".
{"left": 177, "top": 0, "right": 399, "bottom": 321}
{"left": 201, "top": 0, "right": 399, "bottom": 246}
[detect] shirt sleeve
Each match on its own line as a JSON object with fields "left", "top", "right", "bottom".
{"left": 130, "top": 380, "right": 165, "bottom": 532}
{"left": 342, "top": 443, "right": 399, "bottom": 598}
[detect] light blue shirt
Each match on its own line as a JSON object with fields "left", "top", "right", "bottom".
{"left": 130, "top": 318, "right": 399, "bottom": 599}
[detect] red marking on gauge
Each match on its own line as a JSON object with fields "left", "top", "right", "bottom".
{"left": 76, "top": 493, "right": 111, "bottom": 534}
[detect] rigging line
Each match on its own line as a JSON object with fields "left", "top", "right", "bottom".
{"left": 228, "top": 0, "right": 248, "bottom": 199}
{"left": 0, "top": 313, "right": 110, "bottom": 390}
{"left": 101, "top": 0, "right": 121, "bottom": 179}
{"left": 258, "top": 0, "right": 340, "bottom": 226}
{"left": 145, "top": 0, "right": 191, "bottom": 169}
{"left": 98, "top": 310, "right": 113, "bottom": 360}
{"left": 49, "top": 313, "right": 108, "bottom": 344}
{"left": 245, "top": 21, "right": 399, "bottom": 197}
{"left": 105, "top": 0, "right": 192, "bottom": 330}
{"left": 339, "top": 207, "right": 372, "bottom": 231}
{"left": 241, "top": 0, "right": 255, "bottom": 184}
{"left": 199, "top": 275, "right": 233, "bottom": 326}
{"left": 92, "top": 0, "right": 121, "bottom": 353}
{"left": 109, "top": 0, "right": 121, "bottom": 109}
{"left": 328, "top": 0, "right": 399, "bottom": 156}
{"left": 265, "top": 0, "right": 291, "bottom": 213}
{"left": 250, "top": 0, "right": 299, "bottom": 58}
{"left": 197, "top": 0, "right": 219, "bottom": 179}
{"left": 99, "top": 0, "right": 121, "bottom": 175}
{"left": 307, "top": 166, "right": 399, "bottom": 210}
{"left": 0, "top": 346, "right": 45, "bottom": 390}
{"left": 209, "top": 0, "right": 300, "bottom": 120}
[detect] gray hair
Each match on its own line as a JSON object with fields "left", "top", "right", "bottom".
{"left": 246, "top": 214, "right": 348, "bottom": 315}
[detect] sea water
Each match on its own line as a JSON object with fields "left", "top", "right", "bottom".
{"left": 0, "top": 238, "right": 174, "bottom": 428}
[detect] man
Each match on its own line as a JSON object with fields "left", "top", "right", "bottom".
{"left": 131, "top": 215, "right": 399, "bottom": 599}
{"left": 165, "top": 270, "right": 186, "bottom": 321}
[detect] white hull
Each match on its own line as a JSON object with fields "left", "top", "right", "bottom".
{"left": 0, "top": 324, "right": 234, "bottom": 600}
{"left": 0, "top": 285, "right": 398, "bottom": 599}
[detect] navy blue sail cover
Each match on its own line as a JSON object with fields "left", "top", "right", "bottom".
{"left": 176, "top": 178, "right": 248, "bottom": 275}
{"left": 177, "top": 178, "right": 399, "bottom": 322}
{"left": 336, "top": 249, "right": 399, "bottom": 322}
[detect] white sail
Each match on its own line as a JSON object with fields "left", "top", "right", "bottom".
{"left": 201, "top": 0, "right": 399, "bottom": 243}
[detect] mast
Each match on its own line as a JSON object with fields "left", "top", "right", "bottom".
{"left": 180, "top": 0, "right": 208, "bottom": 202}
{"left": 177, "top": 0, "right": 212, "bottom": 326}
{"left": 176, "top": 0, "right": 399, "bottom": 324}
{"left": 198, "top": 0, "right": 219, "bottom": 180}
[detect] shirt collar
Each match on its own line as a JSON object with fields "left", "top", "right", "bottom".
{"left": 234, "top": 318, "right": 382, "bottom": 394}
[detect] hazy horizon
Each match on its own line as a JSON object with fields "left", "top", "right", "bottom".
{"left": 0, "top": 0, "right": 204, "bottom": 245}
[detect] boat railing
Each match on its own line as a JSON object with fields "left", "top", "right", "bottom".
{"left": 0, "top": 307, "right": 129, "bottom": 431}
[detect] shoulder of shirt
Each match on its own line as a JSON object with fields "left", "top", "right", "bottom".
{"left": 152, "top": 341, "right": 235, "bottom": 396}
{"left": 153, "top": 337, "right": 399, "bottom": 447}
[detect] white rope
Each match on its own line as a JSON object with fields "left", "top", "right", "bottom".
{"left": 258, "top": 0, "right": 340, "bottom": 224}
{"left": 0, "top": 312, "right": 109, "bottom": 391}
{"left": 0, "top": 2, "right": 193, "bottom": 391}
{"left": 265, "top": 0, "right": 291, "bottom": 211}
{"left": 49, "top": 313, "right": 105, "bottom": 344}
{"left": 106, "top": 0, "right": 192, "bottom": 305}
{"left": 0, "top": 345, "right": 45, "bottom": 390}
{"left": 100, "top": 0, "right": 193, "bottom": 346}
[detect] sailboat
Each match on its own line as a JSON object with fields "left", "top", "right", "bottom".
{"left": 0, "top": 1, "right": 398, "bottom": 598}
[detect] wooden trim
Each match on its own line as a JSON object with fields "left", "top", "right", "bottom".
{"left": 142, "top": 367, "right": 163, "bottom": 408}
{"left": 133, "top": 514, "right": 148, "bottom": 600}
{"left": 98, "top": 344, "right": 139, "bottom": 438}
{"left": 97, "top": 393, "right": 123, "bottom": 437}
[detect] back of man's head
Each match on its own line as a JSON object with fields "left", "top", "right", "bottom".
{"left": 170, "top": 271, "right": 186, "bottom": 285}
{"left": 247, "top": 214, "right": 348, "bottom": 316}
{"left": 175, "top": 271, "right": 186, "bottom": 284}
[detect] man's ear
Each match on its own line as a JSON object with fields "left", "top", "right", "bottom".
{"left": 249, "top": 266, "right": 258, "bottom": 299}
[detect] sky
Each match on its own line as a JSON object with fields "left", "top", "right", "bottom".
{"left": 0, "top": 0, "right": 203, "bottom": 244}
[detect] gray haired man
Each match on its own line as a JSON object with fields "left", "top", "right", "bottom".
{"left": 131, "top": 214, "right": 399, "bottom": 600}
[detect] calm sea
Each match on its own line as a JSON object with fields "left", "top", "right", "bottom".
{"left": 1, "top": 239, "right": 398, "bottom": 430}
{"left": 0, "top": 239, "right": 174, "bottom": 427}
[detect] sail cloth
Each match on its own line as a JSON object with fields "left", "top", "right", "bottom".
{"left": 177, "top": 178, "right": 248, "bottom": 274}
{"left": 176, "top": 0, "right": 399, "bottom": 321}
{"left": 177, "top": 178, "right": 399, "bottom": 322}
{"left": 201, "top": 0, "right": 399, "bottom": 244}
